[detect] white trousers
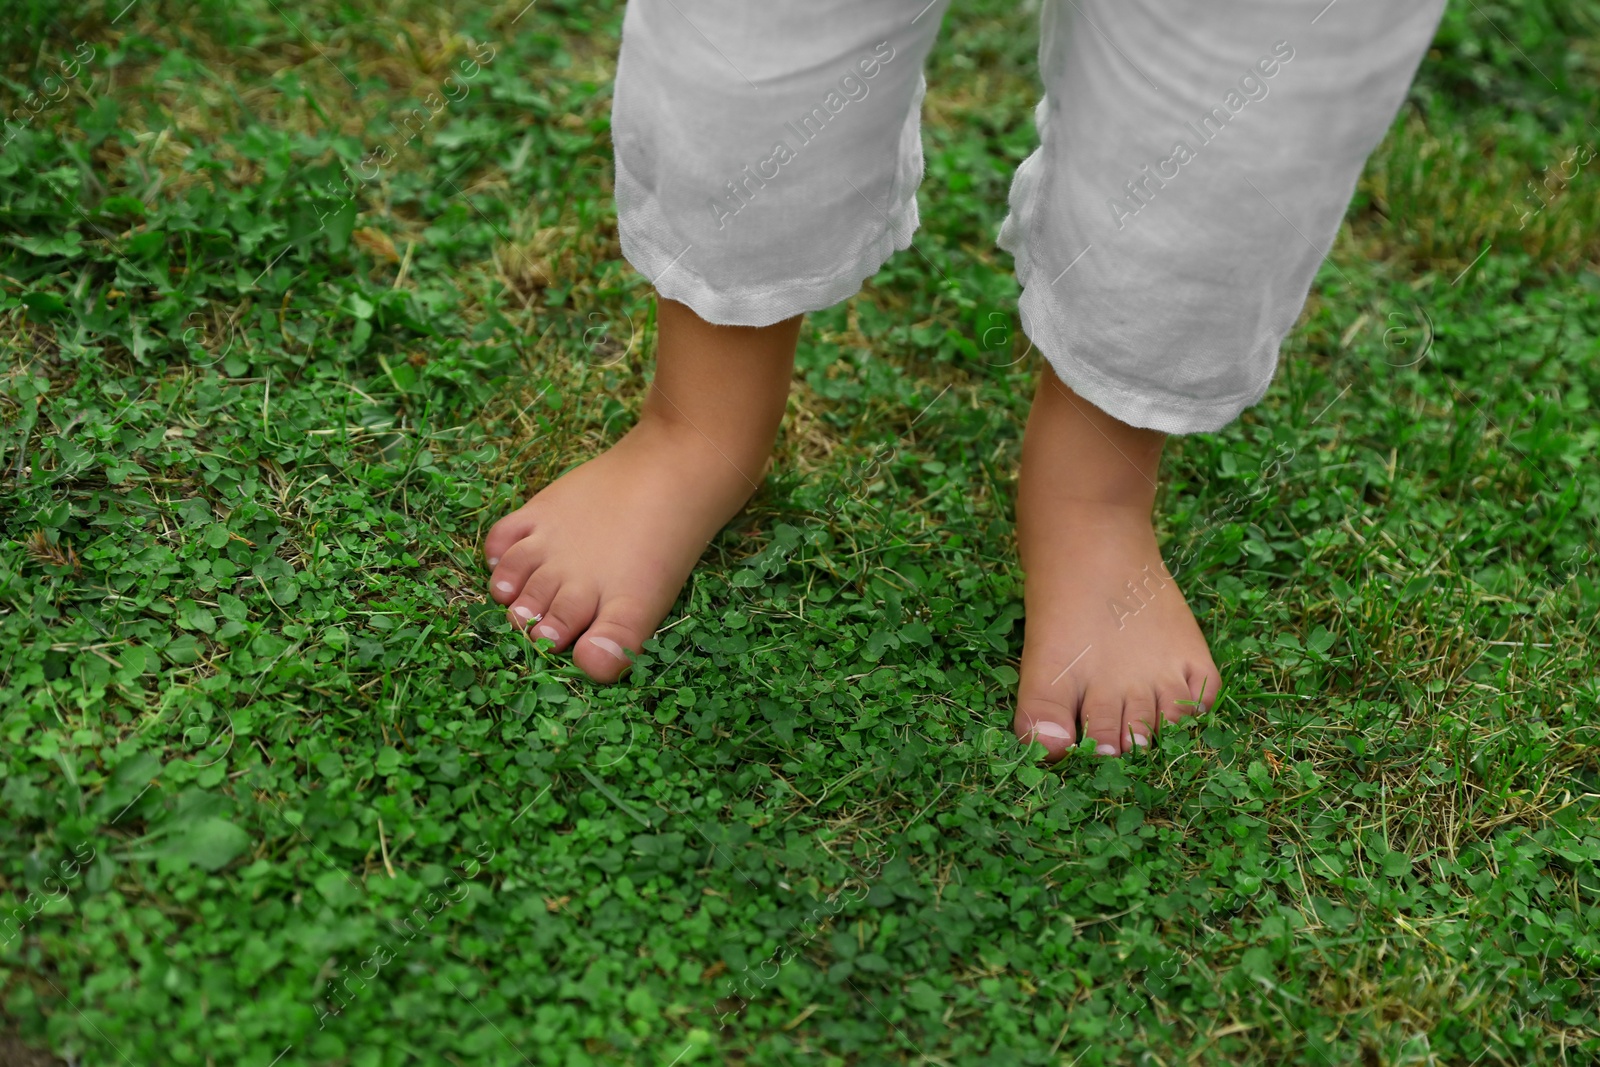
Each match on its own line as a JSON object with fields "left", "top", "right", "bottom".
{"left": 611, "top": 0, "right": 1445, "bottom": 433}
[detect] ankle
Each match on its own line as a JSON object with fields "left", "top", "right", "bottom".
{"left": 635, "top": 297, "right": 798, "bottom": 478}
{"left": 633, "top": 400, "right": 778, "bottom": 480}
{"left": 1022, "top": 375, "right": 1165, "bottom": 512}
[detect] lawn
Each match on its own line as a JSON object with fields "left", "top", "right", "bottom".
{"left": 2, "top": 1, "right": 1598, "bottom": 1064}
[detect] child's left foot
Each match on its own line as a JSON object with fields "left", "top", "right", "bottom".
{"left": 1013, "top": 376, "right": 1222, "bottom": 759}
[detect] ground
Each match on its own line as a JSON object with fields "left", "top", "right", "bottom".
{"left": 1, "top": 1, "right": 1598, "bottom": 1064}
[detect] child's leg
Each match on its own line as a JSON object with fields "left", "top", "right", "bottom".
{"left": 1016, "top": 376, "right": 1214, "bottom": 758}
{"left": 1007, "top": 0, "right": 1445, "bottom": 756}
{"left": 486, "top": 1, "right": 951, "bottom": 679}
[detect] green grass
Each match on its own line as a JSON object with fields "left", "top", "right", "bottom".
{"left": 2, "top": 1, "right": 1598, "bottom": 1064}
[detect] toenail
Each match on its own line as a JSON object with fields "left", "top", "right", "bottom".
{"left": 1095, "top": 743, "right": 1119, "bottom": 757}
{"left": 1130, "top": 732, "right": 1149, "bottom": 748}
{"left": 534, "top": 624, "right": 560, "bottom": 642}
{"left": 487, "top": 557, "right": 499, "bottom": 567}
{"left": 588, "top": 636, "right": 628, "bottom": 662}
{"left": 512, "top": 605, "right": 537, "bottom": 621}
{"left": 494, "top": 580, "right": 515, "bottom": 594}
{"left": 1029, "top": 721, "right": 1073, "bottom": 742}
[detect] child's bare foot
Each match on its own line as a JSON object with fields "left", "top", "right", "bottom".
{"left": 1013, "top": 376, "right": 1222, "bottom": 759}
{"left": 483, "top": 299, "right": 801, "bottom": 682}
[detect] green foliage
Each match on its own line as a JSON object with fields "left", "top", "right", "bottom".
{"left": 1, "top": 1, "right": 1598, "bottom": 1066}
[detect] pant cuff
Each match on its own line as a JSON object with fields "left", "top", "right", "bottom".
{"left": 1016, "top": 276, "right": 1274, "bottom": 434}
{"left": 614, "top": 153, "right": 922, "bottom": 328}
{"left": 1005, "top": 249, "right": 1275, "bottom": 435}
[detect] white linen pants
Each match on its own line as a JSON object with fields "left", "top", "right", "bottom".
{"left": 611, "top": 0, "right": 1445, "bottom": 433}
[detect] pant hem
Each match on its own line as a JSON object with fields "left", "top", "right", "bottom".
{"left": 614, "top": 154, "right": 922, "bottom": 328}
{"left": 1013, "top": 272, "right": 1275, "bottom": 435}
{"left": 1000, "top": 125, "right": 1272, "bottom": 435}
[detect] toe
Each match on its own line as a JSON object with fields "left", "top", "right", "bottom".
{"left": 530, "top": 585, "right": 599, "bottom": 653}
{"left": 1122, "top": 689, "right": 1159, "bottom": 752}
{"left": 488, "top": 533, "right": 543, "bottom": 605}
{"left": 507, "top": 600, "right": 543, "bottom": 630}
{"left": 1014, "top": 696, "right": 1078, "bottom": 761}
{"left": 1080, "top": 688, "right": 1124, "bottom": 756}
{"left": 1016, "top": 641, "right": 1087, "bottom": 761}
{"left": 1155, "top": 678, "right": 1192, "bottom": 726}
{"left": 483, "top": 501, "right": 538, "bottom": 569}
{"left": 571, "top": 596, "right": 656, "bottom": 683}
{"left": 507, "top": 567, "right": 561, "bottom": 630}
{"left": 1183, "top": 661, "right": 1223, "bottom": 717}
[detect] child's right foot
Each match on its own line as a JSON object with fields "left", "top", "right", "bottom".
{"left": 484, "top": 414, "right": 764, "bottom": 681}
{"left": 483, "top": 299, "right": 801, "bottom": 682}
